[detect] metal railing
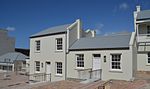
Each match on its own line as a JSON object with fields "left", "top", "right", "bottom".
{"left": 77, "top": 68, "right": 102, "bottom": 80}
{"left": 29, "top": 73, "right": 51, "bottom": 83}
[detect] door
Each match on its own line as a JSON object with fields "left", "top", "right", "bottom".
{"left": 92, "top": 54, "right": 101, "bottom": 79}
{"left": 45, "top": 62, "right": 51, "bottom": 81}
{"left": 92, "top": 54, "right": 101, "bottom": 70}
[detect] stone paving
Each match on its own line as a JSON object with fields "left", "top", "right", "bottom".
{"left": 0, "top": 71, "right": 150, "bottom": 89}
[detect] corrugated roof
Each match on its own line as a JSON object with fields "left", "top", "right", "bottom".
{"left": 137, "top": 10, "right": 150, "bottom": 20}
{"left": 31, "top": 24, "right": 70, "bottom": 37}
{"left": 69, "top": 33, "right": 132, "bottom": 50}
{"left": 0, "top": 52, "right": 29, "bottom": 63}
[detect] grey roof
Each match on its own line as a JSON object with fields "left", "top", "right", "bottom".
{"left": 0, "top": 52, "right": 29, "bottom": 63}
{"left": 137, "top": 10, "right": 150, "bottom": 20}
{"left": 69, "top": 33, "right": 132, "bottom": 50}
{"left": 31, "top": 24, "right": 70, "bottom": 37}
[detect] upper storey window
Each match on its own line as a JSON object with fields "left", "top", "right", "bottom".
{"left": 56, "top": 38, "right": 63, "bottom": 51}
{"left": 35, "top": 40, "right": 40, "bottom": 52}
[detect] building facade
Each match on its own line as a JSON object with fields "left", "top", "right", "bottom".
{"left": 0, "top": 29, "right": 15, "bottom": 56}
{"left": 29, "top": 6, "right": 150, "bottom": 82}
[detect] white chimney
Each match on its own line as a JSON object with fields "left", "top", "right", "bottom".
{"left": 136, "top": 6, "right": 141, "bottom": 12}
{"left": 91, "top": 30, "right": 96, "bottom": 37}
{"left": 76, "top": 19, "right": 82, "bottom": 39}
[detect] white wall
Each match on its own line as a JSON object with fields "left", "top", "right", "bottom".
{"left": 30, "top": 33, "right": 66, "bottom": 82}
{"left": 67, "top": 49, "right": 133, "bottom": 81}
{"left": 137, "top": 53, "right": 150, "bottom": 71}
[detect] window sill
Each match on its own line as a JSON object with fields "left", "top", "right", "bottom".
{"left": 109, "top": 69, "right": 123, "bottom": 73}
{"left": 55, "top": 50, "right": 63, "bottom": 52}
{"left": 55, "top": 74, "right": 63, "bottom": 77}
{"left": 35, "top": 51, "right": 40, "bottom": 53}
{"left": 146, "top": 64, "right": 150, "bottom": 66}
{"left": 75, "top": 67, "right": 85, "bottom": 70}
{"left": 35, "top": 71, "right": 40, "bottom": 73}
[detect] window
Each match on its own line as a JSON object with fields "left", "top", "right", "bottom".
{"left": 147, "top": 26, "right": 150, "bottom": 36}
{"left": 56, "top": 62, "right": 62, "bottom": 75}
{"left": 76, "top": 54, "right": 84, "bottom": 68}
{"left": 35, "top": 61, "right": 40, "bottom": 72}
{"left": 111, "top": 54, "right": 121, "bottom": 71}
{"left": 35, "top": 40, "right": 40, "bottom": 51}
{"left": 56, "top": 38, "right": 63, "bottom": 51}
{"left": 147, "top": 53, "right": 150, "bottom": 64}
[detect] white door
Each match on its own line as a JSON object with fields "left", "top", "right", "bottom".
{"left": 92, "top": 54, "right": 101, "bottom": 70}
{"left": 92, "top": 54, "right": 101, "bottom": 79}
{"left": 46, "top": 62, "right": 51, "bottom": 81}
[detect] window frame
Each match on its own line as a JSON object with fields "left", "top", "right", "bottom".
{"left": 35, "top": 61, "right": 40, "bottom": 72}
{"left": 56, "top": 38, "right": 63, "bottom": 51}
{"left": 147, "top": 26, "right": 150, "bottom": 36}
{"left": 35, "top": 40, "right": 40, "bottom": 52}
{"left": 56, "top": 62, "right": 63, "bottom": 75}
{"left": 110, "top": 54, "right": 122, "bottom": 72}
{"left": 76, "top": 54, "right": 84, "bottom": 69}
{"left": 147, "top": 52, "right": 150, "bottom": 65}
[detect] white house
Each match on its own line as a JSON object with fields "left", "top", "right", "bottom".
{"left": 29, "top": 6, "right": 149, "bottom": 83}
{"left": 134, "top": 6, "right": 150, "bottom": 71}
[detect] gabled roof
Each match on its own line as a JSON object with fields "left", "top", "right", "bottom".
{"left": 69, "top": 33, "right": 131, "bottom": 50}
{"left": 0, "top": 52, "right": 29, "bottom": 63}
{"left": 137, "top": 10, "right": 150, "bottom": 20}
{"left": 30, "top": 24, "right": 70, "bottom": 38}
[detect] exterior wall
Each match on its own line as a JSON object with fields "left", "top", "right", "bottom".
{"left": 67, "top": 49, "right": 133, "bottom": 81}
{"left": 30, "top": 33, "right": 66, "bottom": 82}
{"left": 137, "top": 53, "right": 150, "bottom": 71}
{"left": 68, "top": 24, "right": 78, "bottom": 47}
{"left": 0, "top": 30, "right": 15, "bottom": 56}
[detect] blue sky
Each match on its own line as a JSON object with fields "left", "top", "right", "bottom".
{"left": 0, "top": 0, "right": 150, "bottom": 48}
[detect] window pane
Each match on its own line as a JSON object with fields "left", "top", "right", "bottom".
{"left": 111, "top": 54, "right": 121, "bottom": 70}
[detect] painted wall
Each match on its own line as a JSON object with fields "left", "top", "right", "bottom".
{"left": 67, "top": 49, "right": 133, "bottom": 81}
{"left": 137, "top": 53, "right": 150, "bottom": 71}
{"left": 30, "top": 33, "right": 66, "bottom": 82}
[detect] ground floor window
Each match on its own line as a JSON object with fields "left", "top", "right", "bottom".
{"left": 76, "top": 54, "right": 84, "bottom": 68}
{"left": 35, "top": 61, "right": 40, "bottom": 72}
{"left": 111, "top": 54, "right": 122, "bottom": 71}
{"left": 56, "top": 62, "right": 62, "bottom": 75}
{"left": 147, "top": 53, "right": 150, "bottom": 64}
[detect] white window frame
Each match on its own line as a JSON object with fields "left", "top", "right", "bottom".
{"left": 56, "top": 62, "right": 62, "bottom": 75}
{"left": 35, "top": 61, "right": 40, "bottom": 72}
{"left": 35, "top": 40, "right": 40, "bottom": 52}
{"left": 56, "top": 38, "right": 63, "bottom": 51}
{"left": 76, "top": 54, "right": 84, "bottom": 69}
{"left": 147, "top": 53, "right": 150, "bottom": 65}
{"left": 110, "top": 54, "right": 122, "bottom": 71}
{"left": 147, "top": 26, "right": 150, "bottom": 36}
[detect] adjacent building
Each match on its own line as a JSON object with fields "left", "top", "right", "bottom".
{"left": 0, "top": 29, "right": 15, "bottom": 56}
{"left": 29, "top": 6, "right": 150, "bottom": 83}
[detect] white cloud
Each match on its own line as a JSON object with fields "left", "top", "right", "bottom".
{"left": 6, "top": 27, "right": 16, "bottom": 31}
{"left": 119, "top": 3, "right": 129, "bottom": 10}
{"left": 94, "top": 23, "right": 104, "bottom": 34}
{"left": 113, "top": 2, "right": 129, "bottom": 13}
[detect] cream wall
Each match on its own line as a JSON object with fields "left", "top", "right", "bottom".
{"left": 30, "top": 33, "right": 66, "bottom": 82}
{"left": 67, "top": 49, "right": 133, "bottom": 81}
{"left": 137, "top": 53, "right": 150, "bottom": 71}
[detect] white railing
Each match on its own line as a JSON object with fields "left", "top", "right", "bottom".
{"left": 77, "top": 69, "right": 101, "bottom": 80}
{"left": 137, "top": 34, "right": 150, "bottom": 42}
{"left": 29, "top": 73, "right": 51, "bottom": 83}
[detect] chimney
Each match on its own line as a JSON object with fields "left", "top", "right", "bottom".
{"left": 136, "top": 6, "right": 141, "bottom": 12}
{"left": 91, "top": 30, "right": 96, "bottom": 37}
{"left": 76, "top": 19, "right": 82, "bottom": 39}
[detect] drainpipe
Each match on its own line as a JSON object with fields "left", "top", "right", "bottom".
{"left": 65, "top": 32, "right": 67, "bottom": 80}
